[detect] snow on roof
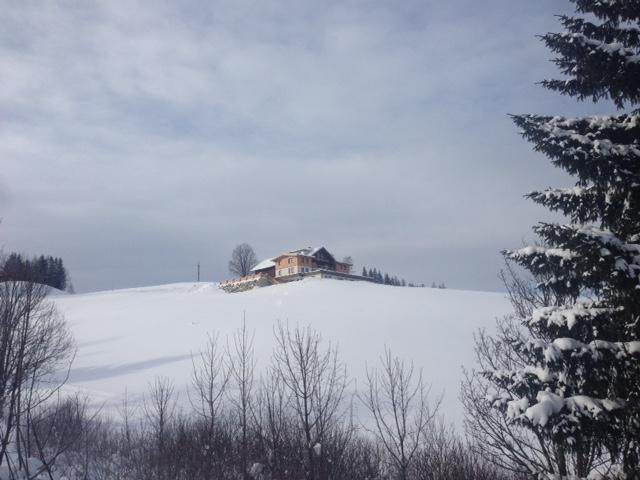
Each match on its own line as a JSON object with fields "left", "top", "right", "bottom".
{"left": 267, "top": 246, "right": 339, "bottom": 262}
{"left": 250, "top": 258, "right": 276, "bottom": 272}
{"left": 286, "top": 246, "right": 323, "bottom": 257}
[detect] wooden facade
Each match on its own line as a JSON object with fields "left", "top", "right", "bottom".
{"left": 249, "top": 246, "right": 356, "bottom": 281}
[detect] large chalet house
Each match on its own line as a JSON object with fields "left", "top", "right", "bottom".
{"left": 220, "top": 246, "right": 370, "bottom": 291}
{"left": 253, "top": 247, "right": 352, "bottom": 279}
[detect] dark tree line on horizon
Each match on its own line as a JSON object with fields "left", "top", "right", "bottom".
{"left": 0, "top": 252, "right": 68, "bottom": 291}
{"left": 361, "top": 266, "right": 445, "bottom": 289}
{"left": 361, "top": 266, "right": 407, "bottom": 286}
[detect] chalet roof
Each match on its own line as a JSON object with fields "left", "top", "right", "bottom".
{"left": 261, "top": 246, "right": 345, "bottom": 264}
{"left": 250, "top": 258, "right": 276, "bottom": 272}
{"left": 286, "top": 246, "right": 322, "bottom": 257}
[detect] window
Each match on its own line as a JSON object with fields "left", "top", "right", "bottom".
{"left": 288, "top": 267, "right": 293, "bottom": 274}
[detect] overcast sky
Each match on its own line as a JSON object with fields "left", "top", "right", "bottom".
{"left": 1, "top": 0, "right": 610, "bottom": 293}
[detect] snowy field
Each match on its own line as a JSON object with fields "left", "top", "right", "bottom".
{"left": 53, "top": 278, "right": 512, "bottom": 424}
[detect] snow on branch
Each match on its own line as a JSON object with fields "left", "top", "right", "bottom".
{"left": 564, "top": 32, "right": 640, "bottom": 64}
{"left": 530, "top": 303, "right": 621, "bottom": 330}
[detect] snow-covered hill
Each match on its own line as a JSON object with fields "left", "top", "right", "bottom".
{"left": 54, "top": 278, "right": 512, "bottom": 423}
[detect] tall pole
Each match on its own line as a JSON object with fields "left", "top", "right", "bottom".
{"left": 197, "top": 262, "right": 200, "bottom": 282}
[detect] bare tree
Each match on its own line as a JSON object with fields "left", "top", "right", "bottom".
{"left": 29, "top": 394, "right": 99, "bottom": 480}
{"left": 0, "top": 279, "right": 75, "bottom": 477}
{"left": 413, "top": 417, "right": 511, "bottom": 480}
{"left": 228, "top": 319, "right": 256, "bottom": 480}
{"left": 143, "top": 376, "right": 177, "bottom": 480}
{"left": 360, "top": 347, "right": 441, "bottom": 480}
{"left": 272, "top": 322, "right": 347, "bottom": 480}
{"left": 190, "top": 332, "right": 230, "bottom": 479}
{"left": 191, "top": 332, "right": 230, "bottom": 433}
{"left": 461, "top": 319, "right": 552, "bottom": 477}
{"left": 229, "top": 244, "right": 258, "bottom": 278}
{"left": 254, "top": 368, "right": 292, "bottom": 479}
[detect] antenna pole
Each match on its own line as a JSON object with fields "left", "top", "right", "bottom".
{"left": 197, "top": 262, "right": 200, "bottom": 282}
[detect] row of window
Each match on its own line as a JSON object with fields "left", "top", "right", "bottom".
{"left": 285, "top": 256, "right": 313, "bottom": 265}
{"left": 277, "top": 266, "right": 312, "bottom": 276}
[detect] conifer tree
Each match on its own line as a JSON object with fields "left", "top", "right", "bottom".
{"left": 55, "top": 257, "right": 67, "bottom": 290}
{"left": 484, "top": 2, "right": 640, "bottom": 477}
{"left": 36, "top": 255, "right": 47, "bottom": 283}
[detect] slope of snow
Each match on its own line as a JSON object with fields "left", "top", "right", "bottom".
{"left": 53, "top": 278, "right": 511, "bottom": 423}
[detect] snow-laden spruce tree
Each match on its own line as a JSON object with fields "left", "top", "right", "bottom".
{"left": 485, "top": 1, "right": 640, "bottom": 478}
